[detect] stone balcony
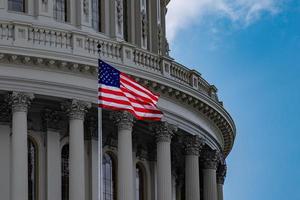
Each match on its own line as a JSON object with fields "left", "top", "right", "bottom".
{"left": 0, "top": 20, "right": 220, "bottom": 104}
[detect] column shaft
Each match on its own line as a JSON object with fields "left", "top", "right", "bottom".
{"left": 10, "top": 92, "right": 34, "bottom": 200}
{"left": 184, "top": 135, "right": 203, "bottom": 200}
{"left": 217, "top": 184, "right": 224, "bottom": 200}
{"left": 69, "top": 118, "right": 85, "bottom": 200}
{"left": 11, "top": 110, "right": 28, "bottom": 200}
{"left": 117, "top": 127, "right": 134, "bottom": 200}
{"left": 63, "top": 100, "right": 90, "bottom": 200}
{"left": 185, "top": 155, "right": 200, "bottom": 200}
{"left": 157, "top": 140, "right": 172, "bottom": 200}
{"left": 203, "top": 169, "right": 218, "bottom": 200}
{"left": 91, "top": 139, "right": 99, "bottom": 200}
{"left": 112, "top": 111, "right": 134, "bottom": 200}
{"left": 154, "top": 122, "right": 176, "bottom": 200}
{"left": 217, "top": 163, "right": 226, "bottom": 200}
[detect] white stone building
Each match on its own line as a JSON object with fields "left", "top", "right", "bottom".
{"left": 0, "top": 0, "right": 236, "bottom": 200}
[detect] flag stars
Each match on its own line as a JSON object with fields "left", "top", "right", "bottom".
{"left": 99, "top": 60, "right": 120, "bottom": 88}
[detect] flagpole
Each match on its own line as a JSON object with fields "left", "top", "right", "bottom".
{"left": 97, "top": 43, "right": 103, "bottom": 200}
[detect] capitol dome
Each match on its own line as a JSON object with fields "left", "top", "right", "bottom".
{"left": 0, "top": 0, "right": 236, "bottom": 200}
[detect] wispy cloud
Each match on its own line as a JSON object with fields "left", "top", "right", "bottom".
{"left": 166, "top": 0, "right": 282, "bottom": 41}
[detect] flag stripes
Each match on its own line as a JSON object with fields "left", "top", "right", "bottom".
{"left": 98, "top": 59, "right": 163, "bottom": 121}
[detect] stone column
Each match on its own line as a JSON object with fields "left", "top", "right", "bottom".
{"left": 217, "top": 164, "right": 227, "bottom": 200}
{"left": 86, "top": 116, "right": 99, "bottom": 200}
{"left": 184, "top": 135, "right": 204, "bottom": 200}
{"left": 63, "top": 100, "right": 91, "bottom": 200}
{"left": 42, "top": 109, "right": 62, "bottom": 200}
{"left": 154, "top": 121, "right": 176, "bottom": 200}
{"left": 9, "top": 92, "right": 34, "bottom": 200}
{"left": 201, "top": 150, "right": 219, "bottom": 200}
{"left": 111, "top": 111, "right": 135, "bottom": 200}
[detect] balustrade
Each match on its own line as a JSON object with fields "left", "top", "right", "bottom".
{"left": 0, "top": 21, "right": 219, "bottom": 103}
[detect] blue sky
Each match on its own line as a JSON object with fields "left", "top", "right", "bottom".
{"left": 167, "top": 1, "right": 300, "bottom": 199}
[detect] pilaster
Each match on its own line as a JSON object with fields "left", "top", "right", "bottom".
{"left": 36, "top": 0, "right": 54, "bottom": 19}
{"left": 42, "top": 109, "right": 62, "bottom": 200}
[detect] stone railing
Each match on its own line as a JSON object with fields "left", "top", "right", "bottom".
{"left": 0, "top": 23, "right": 14, "bottom": 43}
{"left": 28, "top": 26, "right": 72, "bottom": 50}
{"left": 0, "top": 21, "right": 220, "bottom": 103}
{"left": 133, "top": 48, "right": 161, "bottom": 73}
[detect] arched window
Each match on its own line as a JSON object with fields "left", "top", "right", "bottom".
{"left": 54, "top": 0, "right": 68, "bottom": 22}
{"left": 28, "top": 137, "right": 38, "bottom": 200}
{"left": 61, "top": 144, "right": 69, "bottom": 200}
{"left": 92, "top": 0, "right": 101, "bottom": 31}
{"left": 103, "top": 153, "right": 116, "bottom": 200}
{"left": 8, "top": 0, "right": 25, "bottom": 12}
{"left": 136, "top": 164, "right": 146, "bottom": 200}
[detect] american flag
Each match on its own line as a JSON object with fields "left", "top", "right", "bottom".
{"left": 98, "top": 59, "right": 163, "bottom": 121}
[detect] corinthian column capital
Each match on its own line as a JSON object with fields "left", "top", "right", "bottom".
{"left": 184, "top": 135, "right": 205, "bottom": 156}
{"left": 200, "top": 150, "right": 219, "bottom": 170}
{"left": 62, "top": 100, "right": 91, "bottom": 120}
{"left": 153, "top": 121, "right": 177, "bottom": 143}
{"left": 7, "top": 92, "right": 34, "bottom": 113}
{"left": 217, "top": 164, "right": 227, "bottom": 185}
{"left": 110, "top": 111, "right": 135, "bottom": 131}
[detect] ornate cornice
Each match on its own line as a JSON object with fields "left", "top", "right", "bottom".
{"left": 200, "top": 150, "right": 219, "bottom": 170}
{"left": 110, "top": 111, "right": 135, "bottom": 131}
{"left": 62, "top": 100, "right": 91, "bottom": 120}
{"left": 0, "top": 52, "right": 235, "bottom": 157}
{"left": 183, "top": 135, "right": 205, "bottom": 156}
{"left": 6, "top": 92, "right": 34, "bottom": 113}
{"left": 153, "top": 121, "right": 177, "bottom": 143}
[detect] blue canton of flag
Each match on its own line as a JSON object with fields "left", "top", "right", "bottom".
{"left": 98, "top": 60, "right": 120, "bottom": 88}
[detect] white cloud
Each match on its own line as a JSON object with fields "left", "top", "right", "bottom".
{"left": 166, "top": 0, "right": 281, "bottom": 41}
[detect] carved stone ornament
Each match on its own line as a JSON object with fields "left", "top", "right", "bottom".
{"left": 0, "top": 99, "right": 11, "bottom": 122}
{"left": 165, "top": 37, "right": 170, "bottom": 56}
{"left": 6, "top": 92, "right": 34, "bottom": 113}
{"left": 217, "top": 164, "right": 227, "bottom": 184}
{"left": 42, "top": 0, "right": 48, "bottom": 4}
{"left": 83, "top": 0, "right": 89, "bottom": 16}
{"left": 110, "top": 111, "right": 134, "bottom": 131}
{"left": 157, "top": 25, "right": 162, "bottom": 54}
{"left": 136, "top": 146, "right": 148, "bottom": 161}
{"left": 153, "top": 121, "right": 177, "bottom": 143}
{"left": 184, "top": 135, "right": 205, "bottom": 156}
{"left": 42, "top": 108, "right": 62, "bottom": 130}
{"left": 141, "top": 10, "right": 148, "bottom": 38}
{"left": 86, "top": 115, "right": 98, "bottom": 140}
{"left": 62, "top": 100, "right": 91, "bottom": 120}
{"left": 116, "top": 0, "right": 123, "bottom": 25}
{"left": 200, "top": 150, "right": 219, "bottom": 170}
